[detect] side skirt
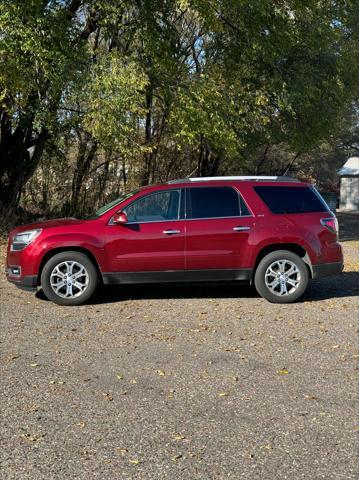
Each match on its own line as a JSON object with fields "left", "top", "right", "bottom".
{"left": 102, "top": 269, "right": 253, "bottom": 285}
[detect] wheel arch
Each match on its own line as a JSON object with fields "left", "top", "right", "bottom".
{"left": 37, "top": 247, "right": 103, "bottom": 286}
{"left": 253, "top": 243, "right": 313, "bottom": 279}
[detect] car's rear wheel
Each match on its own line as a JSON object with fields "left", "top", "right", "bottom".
{"left": 254, "top": 250, "right": 309, "bottom": 303}
{"left": 41, "top": 251, "right": 98, "bottom": 306}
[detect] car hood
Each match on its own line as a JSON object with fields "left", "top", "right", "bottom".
{"left": 11, "top": 218, "right": 86, "bottom": 234}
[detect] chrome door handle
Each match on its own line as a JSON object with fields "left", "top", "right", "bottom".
{"left": 163, "top": 229, "right": 181, "bottom": 235}
{"left": 233, "top": 226, "right": 250, "bottom": 232}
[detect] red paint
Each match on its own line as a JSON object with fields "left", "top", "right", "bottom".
{"left": 6, "top": 180, "right": 343, "bottom": 286}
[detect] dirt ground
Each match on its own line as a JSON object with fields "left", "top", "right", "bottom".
{"left": 0, "top": 214, "right": 358, "bottom": 479}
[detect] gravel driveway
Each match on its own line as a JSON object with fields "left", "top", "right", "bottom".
{"left": 1, "top": 216, "right": 358, "bottom": 480}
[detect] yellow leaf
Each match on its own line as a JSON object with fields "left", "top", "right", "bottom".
{"left": 219, "top": 392, "right": 228, "bottom": 397}
{"left": 129, "top": 459, "right": 139, "bottom": 465}
{"left": 156, "top": 370, "right": 166, "bottom": 376}
{"left": 30, "top": 363, "right": 39, "bottom": 367}
{"left": 174, "top": 434, "right": 185, "bottom": 440}
{"left": 277, "top": 369, "right": 289, "bottom": 375}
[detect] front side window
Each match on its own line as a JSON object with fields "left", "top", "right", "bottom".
{"left": 188, "top": 186, "right": 249, "bottom": 219}
{"left": 124, "top": 189, "right": 180, "bottom": 223}
{"left": 86, "top": 189, "right": 140, "bottom": 219}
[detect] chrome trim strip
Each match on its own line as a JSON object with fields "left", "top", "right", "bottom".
{"left": 185, "top": 215, "right": 253, "bottom": 221}
{"left": 109, "top": 215, "right": 253, "bottom": 225}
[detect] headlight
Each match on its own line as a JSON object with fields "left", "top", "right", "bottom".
{"left": 11, "top": 229, "right": 42, "bottom": 251}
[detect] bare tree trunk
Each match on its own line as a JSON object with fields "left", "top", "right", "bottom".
{"left": 255, "top": 144, "right": 270, "bottom": 175}
{"left": 140, "top": 86, "right": 153, "bottom": 185}
{"left": 71, "top": 131, "right": 97, "bottom": 215}
{"left": 197, "top": 137, "right": 220, "bottom": 177}
{"left": 280, "top": 152, "right": 300, "bottom": 176}
{"left": 0, "top": 105, "right": 49, "bottom": 209}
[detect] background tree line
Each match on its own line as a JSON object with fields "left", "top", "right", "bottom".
{"left": 1, "top": 0, "right": 358, "bottom": 223}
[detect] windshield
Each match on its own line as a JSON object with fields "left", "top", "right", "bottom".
{"left": 86, "top": 190, "right": 139, "bottom": 219}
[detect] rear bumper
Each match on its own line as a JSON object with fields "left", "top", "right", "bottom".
{"left": 312, "top": 261, "right": 343, "bottom": 279}
{"left": 5, "top": 271, "right": 38, "bottom": 292}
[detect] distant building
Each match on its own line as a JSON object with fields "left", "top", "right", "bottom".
{"left": 338, "top": 157, "right": 359, "bottom": 210}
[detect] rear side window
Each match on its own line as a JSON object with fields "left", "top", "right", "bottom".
{"left": 188, "top": 186, "right": 250, "bottom": 219}
{"left": 254, "top": 186, "right": 328, "bottom": 214}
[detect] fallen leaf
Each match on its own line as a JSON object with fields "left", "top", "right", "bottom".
{"left": 277, "top": 368, "right": 289, "bottom": 375}
{"left": 129, "top": 459, "right": 140, "bottom": 465}
{"left": 30, "top": 363, "right": 39, "bottom": 367}
{"left": 117, "top": 448, "right": 128, "bottom": 455}
{"left": 219, "top": 392, "right": 228, "bottom": 397}
{"left": 174, "top": 434, "right": 185, "bottom": 440}
{"left": 156, "top": 369, "right": 166, "bottom": 376}
{"left": 305, "top": 394, "right": 318, "bottom": 401}
{"left": 7, "top": 354, "right": 21, "bottom": 362}
{"left": 172, "top": 454, "right": 183, "bottom": 460}
{"left": 102, "top": 392, "right": 113, "bottom": 401}
{"left": 259, "top": 444, "right": 272, "bottom": 450}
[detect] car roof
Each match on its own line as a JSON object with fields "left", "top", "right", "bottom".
{"left": 164, "top": 176, "right": 307, "bottom": 187}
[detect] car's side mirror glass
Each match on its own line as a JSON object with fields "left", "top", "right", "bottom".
{"left": 113, "top": 211, "right": 128, "bottom": 224}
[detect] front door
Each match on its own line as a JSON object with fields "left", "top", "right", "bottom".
{"left": 105, "top": 188, "right": 185, "bottom": 273}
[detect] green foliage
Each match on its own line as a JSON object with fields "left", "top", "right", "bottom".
{"left": 0, "top": 0, "right": 86, "bottom": 131}
{"left": 83, "top": 53, "right": 148, "bottom": 155}
{"left": 0, "top": 0, "right": 358, "bottom": 212}
{"left": 170, "top": 69, "right": 270, "bottom": 156}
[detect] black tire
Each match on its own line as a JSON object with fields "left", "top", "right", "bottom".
{"left": 41, "top": 251, "right": 98, "bottom": 306}
{"left": 254, "top": 250, "right": 309, "bottom": 304}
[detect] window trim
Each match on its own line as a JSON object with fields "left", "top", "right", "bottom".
{"left": 110, "top": 188, "right": 183, "bottom": 225}
{"left": 186, "top": 185, "right": 253, "bottom": 220}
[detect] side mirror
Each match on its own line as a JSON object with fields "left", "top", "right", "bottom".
{"left": 113, "top": 211, "right": 128, "bottom": 224}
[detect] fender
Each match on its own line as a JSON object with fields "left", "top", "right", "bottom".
{"left": 33, "top": 233, "right": 107, "bottom": 273}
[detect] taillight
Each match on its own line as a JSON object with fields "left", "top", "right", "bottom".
{"left": 320, "top": 217, "right": 339, "bottom": 234}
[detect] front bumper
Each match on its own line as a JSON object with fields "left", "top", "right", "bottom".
{"left": 312, "top": 261, "right": 344, "bottom": 279}
{"left": 5, "top": 270, "right": 38, "bottom": 292}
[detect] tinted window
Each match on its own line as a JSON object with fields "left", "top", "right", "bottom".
{"left": 124, "top": 190, "right": 180, "bottom": 222}
{"left": 254, "top": 186, "right": 328, "bottom": 214}
{"left": 87, "top": 189, "right": 139, "bottom": 219}
{"left": 189, "top": 187, "right": 247, "bottom": 219}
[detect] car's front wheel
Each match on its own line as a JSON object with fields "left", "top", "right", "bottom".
{"left": 254, "top": 250, "right": 309, "bottom": 303}
{"left": 41, "top": 251, "right": 98, "bottom": 306}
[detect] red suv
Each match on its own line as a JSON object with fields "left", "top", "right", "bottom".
{"left": 6, "top": 176, "right": 343, "bottom": 305}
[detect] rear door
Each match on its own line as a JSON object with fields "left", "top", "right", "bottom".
{"left": 185, "top": 186, "right": 255, "bottom": 276}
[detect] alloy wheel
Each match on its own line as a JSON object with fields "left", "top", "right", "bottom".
{"left": 264, "top": 259, "right": 301, "bottom": 296}
{"left": 50, "top": 261, "right": 89, "bottom": 299}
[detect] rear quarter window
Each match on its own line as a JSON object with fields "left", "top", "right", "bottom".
{"left": 254, "top": 186, "right": 328, "bottom": 214}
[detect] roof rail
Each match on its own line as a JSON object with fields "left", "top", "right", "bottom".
{"left": 167, "top": 176, "right": 299, "bottom": 184}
